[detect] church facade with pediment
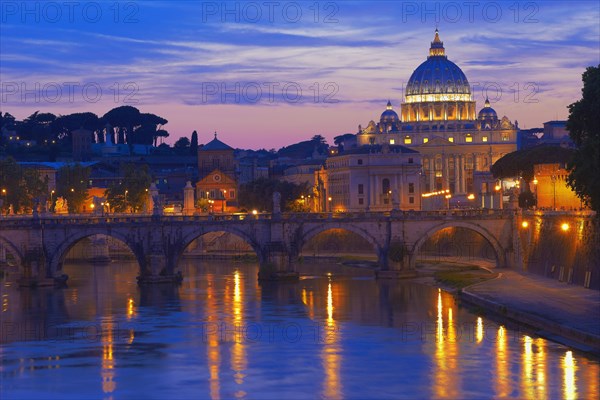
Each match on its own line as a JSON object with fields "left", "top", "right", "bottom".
{"left": 356, "top": 30, "right": 518, "bottom": 195}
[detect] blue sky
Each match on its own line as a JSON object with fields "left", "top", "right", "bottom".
{"left": 1, "top": 1, "right": 599, "bottom": 148}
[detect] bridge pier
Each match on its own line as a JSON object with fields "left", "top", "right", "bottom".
{"left": 258, "top": 242, "right": 299, "bottom": 281}
{"left": 137, "top": 251, "right": 183, "bottom": 285}
{"left": 375, "top": 242, "right": 417, "bottom": 279}
{"left": 17, "top": 249, "right": 64, "bottom": 287}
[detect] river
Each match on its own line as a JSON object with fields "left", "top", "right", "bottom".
{"left": 1, "top": 259, "right": 598, "bottom": 399}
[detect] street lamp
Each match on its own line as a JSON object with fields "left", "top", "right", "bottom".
{"left": 328, "top": 196, "right": 332, "bottom": 212}
{"left": 125, "top": 190, "right": 129, "bottom": 212}
{"left": 550, "top": 175, "right": 558, "bottom": 210}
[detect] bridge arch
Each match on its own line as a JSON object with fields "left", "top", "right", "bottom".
{"left": 299, "top": 223, "right": 382, "bottom": 258}
{"left": 174, "top": 225, "right": 264, "bottom": 268}
{"left": 49, "top": 231, "right": 144, "bottom": 278}
{"left": 410, "top": 221, "right": 506, "bottom": 269}
{"left": 0, "top": 234, "right": 24, "bottom": 267}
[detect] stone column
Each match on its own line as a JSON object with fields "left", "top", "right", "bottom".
{"left": 460, "top": 156, "right": 466, "bottom": 194}
{"left": 453, "top": 155, "right": 459, "bottom": 193}
{"left": 429, "top": 158, "right": 435, "bottom": 191}
{"left": 183, "top": 181, "right": 195, "bottom": 215}
{"left": 443, "top": 154, "right": 450, "bottom": 190}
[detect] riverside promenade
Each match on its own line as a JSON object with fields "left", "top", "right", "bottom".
{"left": 461, "top": 270, "right": 600, "bottom": 355}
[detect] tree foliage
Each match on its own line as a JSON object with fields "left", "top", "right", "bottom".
{"left": 56, "top": 164, "right": 91, "bottom": 213}
{"left": 105, "top": 163, "right": 152, "bottom": 212}
{"left": 190, "top": 130, "right": 199, "bottom": 155}
{"left": 566, "top": 65, "right": 600, "bottom": 212}
{"left": 0, "top": 157, "right": 48, "bottom": 213}
{"left": 238, "top": 178, "right": 309, "bottom": 212}
{"left": 491, "top": 145, "right": 575, "bottom": 182}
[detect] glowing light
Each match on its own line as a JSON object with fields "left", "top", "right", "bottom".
{"left": 522, "top": 221, "right": 529, "bottom": 228}
{"left": 476, "top": 317, "right": 483, "bottom": 343}
{"left": 127, "top": 297, "right": 135, "bottom": 319}
{"left": 327, "top": 281, "right": 334, "bottom": 324}
{"left": 561, "top": 223, "right": 570, "bottom": 232}
{"left": 563, "top": 351, "right": 577, "bottom": 400}
{"left": 405, "top": 93, "right": 472, "bottom": 103}
{"left": 467, "top": 194, "right": 475, "bottom": 200}
{"left": 251, "top": 210, "right": 258, "bottom": 215}
{"left": 494, "top": 185, "right": 501, "bottom": 191}
{"left": 533, "top": 178, "right": 538, "bottom": 185}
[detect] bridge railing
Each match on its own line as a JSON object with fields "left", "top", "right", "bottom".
{"left": 0, "top": 209, "right": 525, "bottom": 228}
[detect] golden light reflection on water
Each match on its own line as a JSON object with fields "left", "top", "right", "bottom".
{"left": 522, "top": 335, "right": 534, "bottom": 399}
{"left": 206, "top": 274, "right": 221, "bottom": 400}
{"left": 433, "top": 289, "right": 459, "bottom": 399}
{"left": 322, "top": 278, "right": 341, "bottom": 399}
{"left": 230, "top": 271, "right": 247, "bottom": 398}
{"left": 495, "top": 326, "right": 510, "bottom": 398}
{"left": 476, "top": 317, "right": 483, "bottom": 344}
{"left": 535, "top": 338, "right": 546, "bottom": 399}
{"left": 563, "top": 350, "right": 577, "bottom": 400}
{"left": 127, "top": 297, "right": 136, "bottom": 320}
{"left": 101, "top": 319, "right": 116, "bottom": 398}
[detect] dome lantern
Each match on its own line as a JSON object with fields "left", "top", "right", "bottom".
{"left": 429, "top": 28, "right": 446, "bottom": 58}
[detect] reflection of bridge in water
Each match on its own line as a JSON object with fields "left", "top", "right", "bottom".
{"left": 0, "top": 209, "right": 525, "bottom": 286}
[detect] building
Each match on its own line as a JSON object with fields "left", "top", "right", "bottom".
{"left": 72, "top": 128, "right": 93, "bottom": 161}
{"left": 356, "top": 29, "right": 518, "bottom": 198}
{"left": 196, "top": 133, "right": 238, "bottom": 211}
{"left": 324, "top": 144, "right": 422, "bottom": 212}
{"left": 534, "top": 163, "right": 584, "bottom": 210}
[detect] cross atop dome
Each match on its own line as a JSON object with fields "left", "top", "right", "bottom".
{"left": 429, "top": 28, "right": 446, "bottom": 58}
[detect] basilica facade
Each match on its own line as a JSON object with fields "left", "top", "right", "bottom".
{"left": 356, "top": 30, "right": 518, "bottom": 197}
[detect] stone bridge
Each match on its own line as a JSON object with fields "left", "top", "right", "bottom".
{"left": 0, "top": 210, "right": 522, "bottom": 286}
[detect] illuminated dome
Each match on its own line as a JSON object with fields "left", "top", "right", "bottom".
{"left": 478, "top": 98, "right": 498, "bottom": 120}
{"left": 380, "top": 101, "right": 399, "bottom": 122}
{"left": 401, "top": 29, "right": 476, "bottom": 123}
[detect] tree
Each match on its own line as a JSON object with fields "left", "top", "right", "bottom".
{"left": 102, "top": 106, "right": 141, "bottom": 144}
{"left": 238, "top": 178, "right": 308, "bottom": 212}
{"left": 174, "top": 137, "right": 190, "bottom": 155}
{"left": 190, "top": 130, "right": 198, "bottom": 155}
{"left": 567, "top": 65, "right": 600, "bottom": 212}
{"left": 0, "top": 157, "right": 48, "bottom": 213}
{"left": 55, "top": 164, "right": 91, "bottom": 213}
{"left": 105, "top": 163, "right": 152, "bottom": 212}
{"left": 492, "top": 145, "right": 575, "bottom": 183}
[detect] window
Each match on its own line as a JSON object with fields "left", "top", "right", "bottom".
{"left": 448, "top": 137, "right": 454, "bottom": 143}
{"left": 358, "top": 159, "right": 363, "bottom": 165}
{"left": 423, "top": 137, "right": 429, "bottom": 143}
{"left": 409, "top": 196, "right": 415, "bottom": 204}
{"left": 409, "top": 183, "right": 414, "bottom": 194}
{"left": 482, "top": 136, "right": 488, "bottom": 142}
{"left": 382, "top": 178, "right": 390, "bottom": 194}
{"left": 465, "top": 134, "right": 473, "bottom": 143}
{"left": 229, "top": 190, "right": 235, "bottom": 199}
{"left": 404, "top": 136, "right": 412, "bottom": 144}
{"left": 389, "top": 139, "right": 395, "bottom": 145}
{"left": 358, "top": 198, "right": 364, "bottom": 205}
{"left": 358, "top": 184, "right": 364, "bottom": 195}
{"left": 408, "top": 157, "right": 414, "bottom": 164}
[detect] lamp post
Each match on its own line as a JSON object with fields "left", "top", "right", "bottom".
{"left": 328, "top": 196, "right": 332, "bottom": 212}
{"left": 222, "top": 190, "right": 227, "bottom": 213}
{"left": 533, "top": 178, "right": 538, "bottom": 209}
{"left": 125, "top": 190, "right": 129, "bottom": 213}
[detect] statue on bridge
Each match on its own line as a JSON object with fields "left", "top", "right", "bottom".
{"left": 55, "top": 197, "right": 68, "bottom": 214}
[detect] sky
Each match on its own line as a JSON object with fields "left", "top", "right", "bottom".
{"left": 1, "top": 0, "right": 599, "bottom": 149}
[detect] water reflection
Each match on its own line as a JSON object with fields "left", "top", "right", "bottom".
{"left": 0, "top": 260, "right": 598, "bottom": 399}
{"left": 322, "top": 278, "right": 342, "bottom": 399}
{"left": 564, "top": 350, "right": 577, "bottom": 400}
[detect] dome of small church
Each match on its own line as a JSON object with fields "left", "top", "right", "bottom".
{"left": 380, "top": 100, "right": 399, "bottom": 123}
{"left": 478, "top": 98, "right": 498, "bottom": 120}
